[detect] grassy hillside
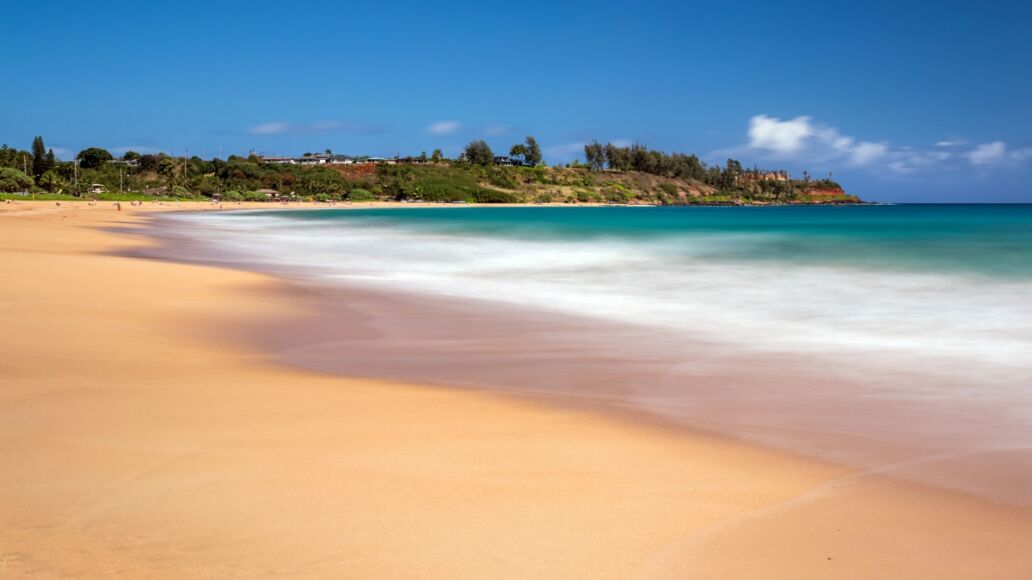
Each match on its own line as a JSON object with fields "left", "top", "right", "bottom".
{"left": 2, "top": 154, "right": 861, "bottom": 205}
{"left": 360, "top": 163, "right": 860, "bottom": 205}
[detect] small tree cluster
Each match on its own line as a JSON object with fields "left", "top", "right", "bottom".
{"left": 462, "top": 140, "right": 494, "bottom": 165}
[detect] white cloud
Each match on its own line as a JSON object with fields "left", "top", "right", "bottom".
{"left": 427, "top": 120, "right": 461, "bottom": 136}
{"left": 748, "top": 115, "right": 814, "bottom": 154}
{"left": 966, "top": 142, "right": 1006, "bottom": 165}
{"left": 724, "top": 114, "right": 1031, "bottom": 175}
{"left": 964, "top": 141, "right": 1032, "bottom": 166}
{"left": 848, "top": 141, "right": 889, "bottom": 166}
{"left": 745, "top": 114, "right": 889, "bottom": 168}
{"left": 965, "top": 141, "right": 1007, "bottom": 166}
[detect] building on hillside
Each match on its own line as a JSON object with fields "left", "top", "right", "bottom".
{"left": 493, "top": 156, "right": 512, "bottom": 166}
{"left": 261, "top": 156, "right": 296, "bottom": 165}
{"left": 260, "top": 154, "right": 400, "bottom": 166}
{"left": 398, "top": 156, "right": 430, "bottom": 165}
{"left": 744, "top": 170, "right": 790, "bottom": 182}
{"left": 109, "top": 159, "right": 139, "bottom": 167}
{"left": 298, "top": 154, "right": 332, "bottom": 165}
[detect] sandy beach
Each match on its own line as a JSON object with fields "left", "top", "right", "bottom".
{"left": 2, "top": 200, "right": 1031, "bottom": 579}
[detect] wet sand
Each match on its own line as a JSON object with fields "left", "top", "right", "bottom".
{"left": 1, "top": 200, "right": 1031, "bottom": 578}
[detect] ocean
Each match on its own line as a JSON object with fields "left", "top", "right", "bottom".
{"left": 162, "top": 205, "right": 1032, "bottom": 504}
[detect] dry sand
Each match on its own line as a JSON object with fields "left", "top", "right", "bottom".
{"left": 1, "top": 200, "right": 1030, "bottom": 579}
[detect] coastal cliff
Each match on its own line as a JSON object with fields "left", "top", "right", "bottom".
{"left": 321, "top": 163, "right": 861, "bottom": 206}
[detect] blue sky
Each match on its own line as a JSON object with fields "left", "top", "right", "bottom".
{"left": 3, "top": 0, "right": 1030, "bottom": 202}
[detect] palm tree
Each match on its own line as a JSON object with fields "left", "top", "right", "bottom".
{"left": 158, "top": 158, "right": 179, "bottom": 191}
{"left": 38, "top": 170, "right": 65, "bottom": 193}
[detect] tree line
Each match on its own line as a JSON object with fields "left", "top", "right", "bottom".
{"left": 582, "top": 140, "right": 840, "bottom": 195}
{"left": 460, "top": 136, "right": 542, "bottom": 166}
{"left": 1, "top": 135, "right": 841, "bottom": 201}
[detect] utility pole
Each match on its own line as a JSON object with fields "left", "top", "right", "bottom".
{"left": 74, "top": 156, "right": 79, "bottom": 194}
{"left": 22, "top": 155, "right": 29, "bottom": 196}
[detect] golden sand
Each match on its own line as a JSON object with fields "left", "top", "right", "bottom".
{"left": 1, "top": 201, "right": 1029, "bottom": 578}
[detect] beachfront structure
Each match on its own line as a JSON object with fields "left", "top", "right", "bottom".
{"left": 298, "top": 154, "right": 332, "bottom": 165}
{"left": 744, "top": 170, "right": 790, "bottom": 182}
{"left": 397, "top": 156, "right": 430, "bottom": 165}
{"left": 260, "top": 154, "right": 392, "bottom": 165}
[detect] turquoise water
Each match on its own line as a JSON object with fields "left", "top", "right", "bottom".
{"left": 180, "top": 205, "right": 1032, "bottom": 375}
{"left": 257, "top": 205, "right": 1032, "bottom": 278}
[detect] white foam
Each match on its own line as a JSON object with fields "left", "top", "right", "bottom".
{"left": 171, "top": 210, "right": 1032, "bottom": 398}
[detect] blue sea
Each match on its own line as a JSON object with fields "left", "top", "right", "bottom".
{"left": 168, "top": 205, "right": 1032, "bottom": 503}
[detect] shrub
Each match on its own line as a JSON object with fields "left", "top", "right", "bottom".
{"left": 0, "top": 167, "right": 33, "bottom": 193}
{"left": 470, "top": 187, "right": 517, "bottom": 203}
{"left": 487, "top": 168, "right": 518, "bottom": 189}
{"left": 348, "top": 188, "right": 376, "bottom": 201}
{"left": 603, "top": 188, "right": 630, "bottom": 204}
{"left": 529, "top": 165, "right": 550, "bottom": 184}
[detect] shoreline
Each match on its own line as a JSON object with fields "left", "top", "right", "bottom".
{"left": 143, "top": 204, "right": 1032, "bottom": 510}
{"left": 2, "top": 200, "right": 1031, "bottom": 578}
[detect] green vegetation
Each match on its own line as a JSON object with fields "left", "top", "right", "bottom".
{"left": 507, "top": 136, "right": 542, "bottom": 167}
{"left": 462, "top": 140, "right": 494, "bottom": 166}
{"left": 31, "top": 136, "right": 54, "bottom": 178}
{"left": 377, "top": 165, "right": 514, "bottom": 202}
{"left": 0, "top": 167, "right": 34, "bottom": 193}
{"left": 347, "top": 188, "right": 376, "bottom": 201}
{"left": 0, "top": 135, "right": 858, "bottom": 205}
{"left": 582, "top": 141, "right": 848, "bottom": 203}
{"left": 78, "top": 147, "right": 114, "bottom": 169}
